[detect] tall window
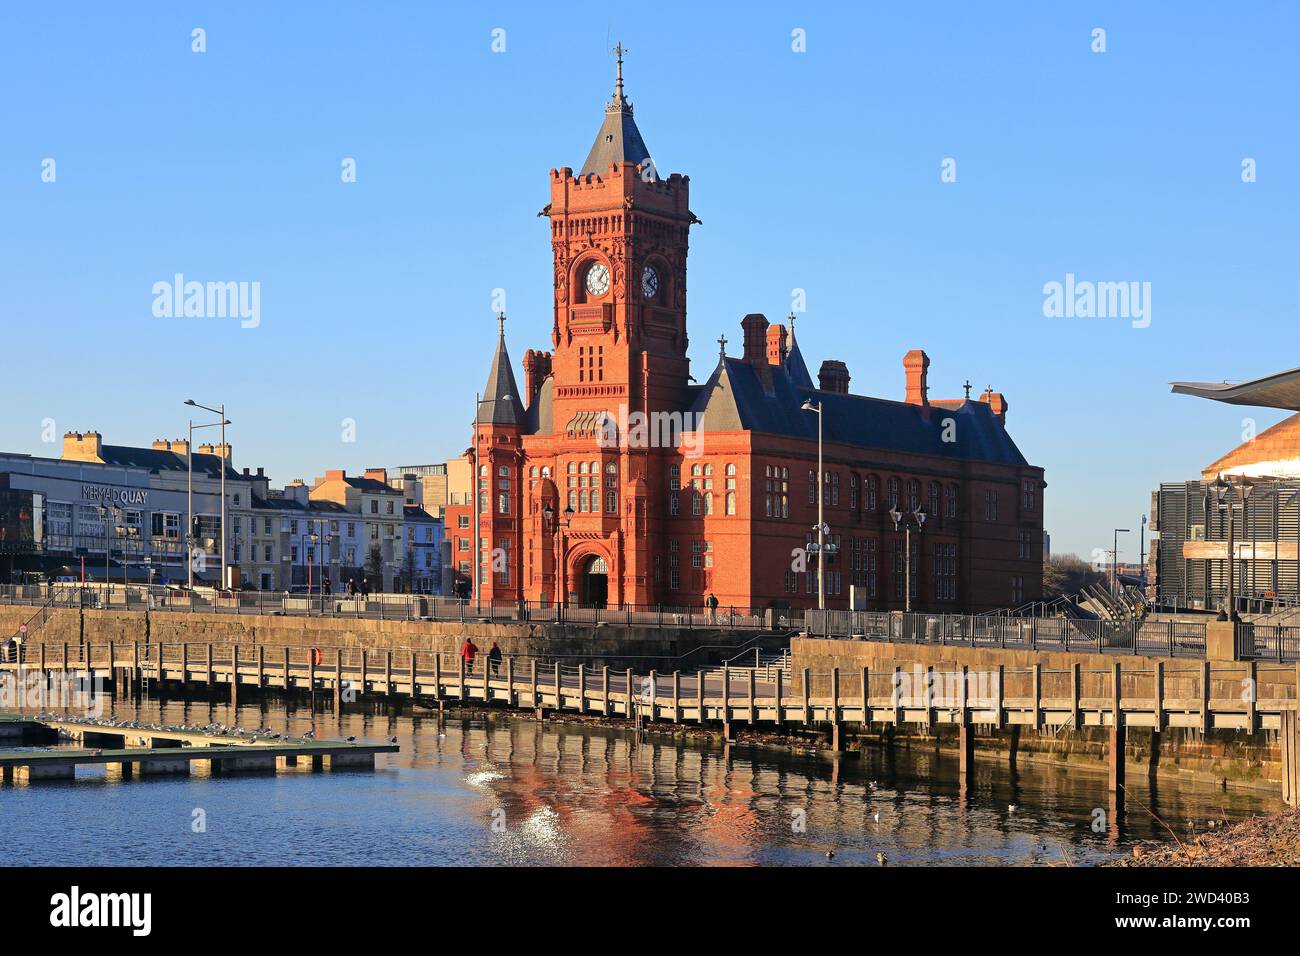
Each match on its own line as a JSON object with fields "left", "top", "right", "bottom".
{"left": 985, "top": 489, "right": 999, "bottom": 522}
{"left": 907, "top": 479, "right": 921, "bottom": 512}
{"left": 830, "top": 473, "right": 840, "bottom": 507}
{"left": 808, "top": 470, "right": 817, "bottom": 505}
{"left": 867, "top": 475, "right": 879, "bottom": 511}
{"left": 1022, "top": 479, "right": 1037, "bottom": 511}
{"left": 945, "top": 484, "right": 958, "bottom": 519}
{"left": 1018, "top": 529, "right": 1032, "bottom": 560}
{"left": 928, "top": 482, "right": 940, "bottom": 521}
{"left": 849, "top": 474, "right": 859, "bottom": 510}
{"left": 1012, "top": 575, "right": 1024, "bottom": 604}
{"left": 935, "top": 543, "right": 957, "bottom": 601}
{"left": 725, "top": 463, "right": 736, "bottom": 516}
{"left": 669, "top": 541, "right": 680, "bottom": 590}
{"left": 887, "top": 477, "right": 901, "bottom": 510}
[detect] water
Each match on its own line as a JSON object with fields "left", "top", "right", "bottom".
{"left": 0, "top": 697, "right": 1280, "bottom": 866}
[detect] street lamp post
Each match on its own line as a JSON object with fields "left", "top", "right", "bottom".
{"left": 184, "top": 400, "right": 231, "bottom": 590}
{"left": 889, "top": 505, "right": 927, "bottom": 613}
{"left": 800, "top": 399, "right": 827, "bottom": 609}
{"left": 1111, "top": 527, "right": 1131, "bottom": 593}
{"left": 1213, "top": 474, "right": 1254, "bottom": 622}
{"left": 471, "top": 391, "right": 512, "bottom": 614}
{"left": 542, "top": 502, "right": 575, "bottom": 607}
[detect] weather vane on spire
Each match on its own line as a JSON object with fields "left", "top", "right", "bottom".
{"left": 608, "top": 42, "right": 632, "bottom": 113}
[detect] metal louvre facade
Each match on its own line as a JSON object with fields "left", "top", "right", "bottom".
{"left": 1154, "top": 479, "right": 1300, "bottom": 609}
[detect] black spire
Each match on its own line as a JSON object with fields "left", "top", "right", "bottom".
{"left": 479, "top": 313, "right": 525, "bottom": 426}
{"left": 579, "top": 43, "right": 652, "bottom": 177}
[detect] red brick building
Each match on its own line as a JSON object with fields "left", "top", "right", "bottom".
{"left": 462, "top": 58, "right": 1045, "bottom": 613}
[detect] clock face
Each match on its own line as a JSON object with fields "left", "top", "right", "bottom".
{"left": 642, "top": 265, "right": 659, "bottom": 300}
{"left": 584, "top": 263, "right": 610, "bottom": 297}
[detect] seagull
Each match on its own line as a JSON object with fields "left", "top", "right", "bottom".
{"left": 389, "top": 736, "right": 398, "bottom": 744}
{"left": 873, "top": 811, "right": 881, "bottom": 824}
{"left": 876, "top": 852, "right": 888, "bottom": 866}
{"left": 1008, "top": 804, "right": 1018, "bottom": 813}
{"left": 825, "top": 850, "right": 835, "bottom": 860}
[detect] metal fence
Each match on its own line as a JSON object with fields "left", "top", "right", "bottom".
{"left": 0, "top": 583, "right": 796, "bottom": 632}
{"left": 804, "top": 610, "right": 1213, "bottom": 659}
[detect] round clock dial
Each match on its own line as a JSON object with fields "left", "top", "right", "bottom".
{"left": 642, "top": 265, "right": 659, "bottom": 300}
{"left": 585, "top": 263, "right": 610, "bottom": 297}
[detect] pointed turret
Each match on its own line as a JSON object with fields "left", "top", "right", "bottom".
{"left": 579, "top": 43, "right": 652, "bottom": 177}
{"left": 785, "top": 314, "right": 814, "bottom": 389}
{"left": 479, "top": 313, "right": 525, "bottom": 426}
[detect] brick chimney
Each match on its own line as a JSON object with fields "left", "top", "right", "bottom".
{"left": 741, "top": 313, "right": 769, "bottom": 365}
{"left": 818, "top": 360, "right": 850, "bottom": 394}
{"left": 170, "top": 439, "right": 189, "bottom": 457}
{"left": 522, "top": 349, "right": 553, "bottom": 409}
{"left": 324, "top": 469, "right": 345, "bottom": 481}
{"left": 62, "top": 430, "right": 104, "bottom": 462}
{"left": 197, "top": 443, "right": 215, "bottom": 456}
{"left": 364, "top": 467, "right": 389, "bottom": 484}
{"left": 980, "top": 387, "right": 1008, "bottom": 425}
{"left": 766, "top": 324, "right": 788, "bottom": 366}
{"left": 903, "top": 349, "right": 930, "bottom": 406}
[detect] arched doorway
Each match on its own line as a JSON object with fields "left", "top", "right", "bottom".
{"left": 582, "top": 555, "right": 609, "bottom": 608}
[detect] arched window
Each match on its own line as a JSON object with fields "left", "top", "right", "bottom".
{"left": 867, "top": 475, "right": 879, "bottom": 511}
{"left": 849, "top": 473, "right": 859, "bottom": 510}
{"left": 726, "top": 492, "right": 736, "bottom": 516}
{"left": 928, "top": 481, "right": 941, "bottom": 519}
{"left": 907, "top": 479, "right": 921, "bottom": 511}
{"left": 887, "top": 477, "right": 901, "bottom": 510}
{"left": 945, "top": 484, "right": 959, "bottom": 518}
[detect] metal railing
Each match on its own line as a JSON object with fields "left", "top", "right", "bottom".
{"left": 803, "top": 610, "right": 1216, "bottom": 659}
{"left": 0, "top": 583, "right": 796, "bottom": 632}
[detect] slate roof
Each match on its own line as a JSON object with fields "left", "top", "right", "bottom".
{"left": 480, "top": 330, "right": 526, "bottom": 427}
{"left": 579, "top": 54, "right": 651, "bottom": 177}
{"left": 99, "top": 444, "right": 243, "bottom": 480}
{"left": 688, "top": 356, "right": 1030, "bottom": 467}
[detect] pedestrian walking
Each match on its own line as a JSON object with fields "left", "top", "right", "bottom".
{"left": 461, "top": 636, "right": 478, "bottom": 675}
{"left": 487, "top": 640, "right": 502, "bottom": 676}
{"left": 706, "top": 591, "right": 719, "bottom": 624}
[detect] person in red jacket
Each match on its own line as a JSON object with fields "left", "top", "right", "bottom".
{"left": 460, "top": 637, "right": 478, "bottom": 674}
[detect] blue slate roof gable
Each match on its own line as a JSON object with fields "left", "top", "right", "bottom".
{"left": 689, "top": 356, "right": 1028, "bottom": 467}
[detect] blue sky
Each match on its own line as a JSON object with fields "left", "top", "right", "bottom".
{"left": 2, "top": 1, "right": 1296, "bottom": 562}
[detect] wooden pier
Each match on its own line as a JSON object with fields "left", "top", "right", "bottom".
{"left": 0, "top": 738, "right": 397, "bottom": 783}
{"left": 2, "top": 640, "right": 1299, "bottom": 805}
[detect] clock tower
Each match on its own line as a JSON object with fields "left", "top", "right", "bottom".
{"left": 543, "top": 45, "right": 697, "bottom": 427}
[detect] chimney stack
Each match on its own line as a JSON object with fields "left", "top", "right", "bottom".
{"left": 741, "top": 313, "right": 769, "bottom": 365}
{"left": 818, "top": 360, "right": 850, "bottom": 394}
{"left": 903, "top": 350, "right": 930, "bottom": 406}
{"left": 62, "top": 430, "right": 104, "bottom": 463}
{"left": 980, "top": 387, "right": 1008, "bottom": 425}
{"left": 364, "top": 467, "right": 389, "bottom": 485}
{"left": 766, "top": 324, "right": 788, "bottom": 367}
{"left": 522, "top": 349, "right": 553, "bottom": 409}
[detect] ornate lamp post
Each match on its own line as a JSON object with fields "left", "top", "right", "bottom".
{"left": 1213, "top": 474, "right": 1254, "bottom": 622}
{"left": 889, "top": 504, "right": 927, "bottom": 613}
